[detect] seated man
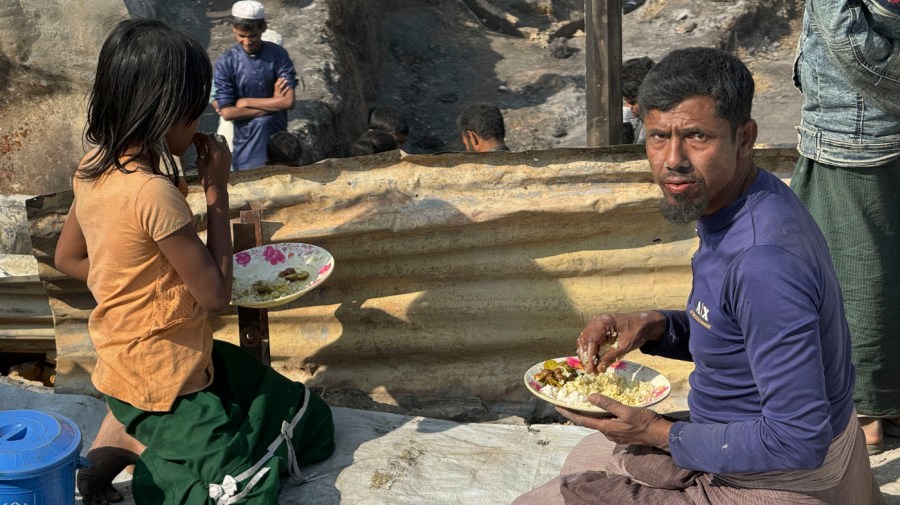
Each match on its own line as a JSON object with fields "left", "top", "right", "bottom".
{"left": 457, "top": 103, "right": 509, "bottom": 153}
{"left": 514, "top": 47, "right": 883, "bottom": 505}
{"left": 214, "top": 1, "right": 297, "bottom": 170}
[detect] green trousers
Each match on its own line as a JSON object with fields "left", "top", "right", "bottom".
{"left": 108, "top": 340, "right": 335, "bottom": 504}
{"left": 792, "top": 156, "right": 900, "bottom": 416}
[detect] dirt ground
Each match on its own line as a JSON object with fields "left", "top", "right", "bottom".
{"left": 0, "top": 0, "right": 804, "bottom": 194}
{"left": 370, "top": 0, "right": 803, "bottom": 153}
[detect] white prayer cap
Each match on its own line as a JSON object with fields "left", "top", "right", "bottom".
{"left": 232, "top": 1, "right": 265, "bottom": 20}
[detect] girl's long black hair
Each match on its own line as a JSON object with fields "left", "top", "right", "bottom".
{"left": 79, "top": 19, "right": 212, "bottom": 184}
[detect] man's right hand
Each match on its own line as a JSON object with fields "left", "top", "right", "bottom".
{"left": 229, "top": 78, "right": 294, "bottom": 116}
{"left": 274, "top": 77, "right": 290, "bottom": 97}
{"left": 577, "top": 311, "right": 667, "bottom": 373}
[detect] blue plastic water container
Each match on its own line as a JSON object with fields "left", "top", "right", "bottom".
{"left": 0, "top": 410, "right": 88, "bottom": 505}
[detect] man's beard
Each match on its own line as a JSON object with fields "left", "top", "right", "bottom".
{"left": 658, "top": 184, "right": 708, "bottom": 224}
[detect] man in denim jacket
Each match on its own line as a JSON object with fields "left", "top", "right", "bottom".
{"left": 792, "top": 0, "right": 900, "bottom": 456}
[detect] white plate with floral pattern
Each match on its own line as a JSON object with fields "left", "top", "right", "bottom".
{"left": 524, "top": 357, "right": 671, "bottom": 415}
{"left": 231, "top": 243, "right": 334, "bottom": 308}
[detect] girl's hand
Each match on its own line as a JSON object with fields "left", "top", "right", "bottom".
{"left": 193, "top": 132, "right": 231, "bottom": 190}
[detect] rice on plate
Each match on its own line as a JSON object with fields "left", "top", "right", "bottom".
{"left": 540, "top": 371, "right": 656, "bottom": 408}
{"left": 232, "top": 272, "right": 308, "bottom": 304}
{"left": 524, "top": 357, "right": 671, "bottom": 414}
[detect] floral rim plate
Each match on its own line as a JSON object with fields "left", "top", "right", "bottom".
{"left": 524, "top": 357, "right": 671, "bottom": 415}
{"left": 231, "top": 243, "right": 334, "bottom": 309}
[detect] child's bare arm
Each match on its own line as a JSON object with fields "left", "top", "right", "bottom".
{"left": 55, "top": 205, "right": 90, "bottom": 282}
{"left": 158, "top": 222, "right": 232, "bottom": 312}
{"left": 157, "top": 133, "right": 233, "bottom": 312}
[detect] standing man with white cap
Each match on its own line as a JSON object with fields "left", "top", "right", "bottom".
{"left": 213, "top": 1, "right": 297, "bottom": 170}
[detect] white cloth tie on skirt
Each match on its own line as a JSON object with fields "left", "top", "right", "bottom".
{"left": 208, "top": 387, "right": 317, "bottom": 505}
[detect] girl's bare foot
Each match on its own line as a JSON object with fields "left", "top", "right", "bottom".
{"left": 77, "top": 447, "right": 135, "bottom": 504}
{"left": 78, "top": 410, "right": 145, "bottom": 505}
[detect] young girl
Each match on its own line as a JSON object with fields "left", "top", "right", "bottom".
{"left": 55, "top": 19, "right": 334, "bottom": 504}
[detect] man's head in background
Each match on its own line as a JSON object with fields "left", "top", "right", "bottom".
{"left": 457, "top": 103, "right": 508, "bottom": 153}
{"left": 351, "top": 130, "right": 398, "bottom": 157}
{"left": 232, "top": 1, "right": 267, "bottom": 55}
{"left": 267, "top": 131, "right": 302, "bottom": 166}
{"left": 368, "top": 106, "right": 409, "bottom": 146}
{"left": 622, "top": 57, "right": 655, "bottom": 113}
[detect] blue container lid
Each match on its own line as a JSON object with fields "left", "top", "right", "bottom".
{"left": 0, "top": 410, "right": 83, "bottom": 479}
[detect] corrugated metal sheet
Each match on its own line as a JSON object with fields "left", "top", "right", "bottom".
{"left": 26, "top": 146, "right": 799, "bottom": 407}
{"left": 0, "top": 255, "right": 54, "bottom": 353}
{"left": 26, "top": 190, "right": 96, "bottom": 390}
{"left": 0, "top": 192, "right": 54, "bottom": 354}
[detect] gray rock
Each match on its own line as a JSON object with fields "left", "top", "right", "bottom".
{"left": 0, "top": 0, "right": 127, "bottom": 86}
{"left": 676, "top": 21, "right": 698, "bottom": 34}
{"left": 549, "top": 37, "right": 572, "bottom": 59}
{"left": 552, "top": 123, "right": 568, "bottom": 138}
{"left": 0, "top": 195, "right": 33, "bottom": 255}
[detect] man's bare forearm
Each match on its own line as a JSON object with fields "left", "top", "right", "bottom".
{"left": 218, "top": 106, "right": 268, "bottom": 121}
{"left": 235, "top": 95, "right": 293, "bottom": 112}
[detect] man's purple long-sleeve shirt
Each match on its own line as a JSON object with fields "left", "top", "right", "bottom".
{"left": 642, "top": 169, "right": 855, "bottom": 474}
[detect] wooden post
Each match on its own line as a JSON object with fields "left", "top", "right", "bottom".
{"left": 232, "top": 210, "right": 271, "bottom": 366}
{"left": 585, "top": 0, "right": 623, "bottom": 147}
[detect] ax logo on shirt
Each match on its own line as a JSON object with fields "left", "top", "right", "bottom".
{"left": 690, "top": 300, "right": 712, "bottom": 329}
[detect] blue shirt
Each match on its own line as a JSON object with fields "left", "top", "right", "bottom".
{"left": 642, "top": 169, "right": 855, "bottom": 474}
{"left": 214, "top": 42, "right": 297, "bottom": 170}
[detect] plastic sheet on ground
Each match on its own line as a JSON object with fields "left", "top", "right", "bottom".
{"left": 0, "top": 379, "right": 592, "bottom": 504}
{"left": 279, "top": 407, "right": 591, "bottom": 504}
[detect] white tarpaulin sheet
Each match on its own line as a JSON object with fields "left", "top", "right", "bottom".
{"left": 6, "top": 376, "right": 900, "bottom": 504}
{"left": 281, "top": 408, "right": 591, "bottom": 505}
{"left": 0, "top": 379, "right": 592, "bottom": 504}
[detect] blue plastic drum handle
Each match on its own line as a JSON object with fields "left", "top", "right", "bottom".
{"left": 0, "top": 423, "right": 28, "bottom": 442}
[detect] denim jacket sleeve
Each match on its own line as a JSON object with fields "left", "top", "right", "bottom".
{"left": 807, "top": 0, "right": 900, "bottom": 116}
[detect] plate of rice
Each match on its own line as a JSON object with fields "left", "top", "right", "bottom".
{"left": 524, "top": 356, "right": 671, "bottom": 415}
{"left": 231, "top": 243, "right": 334, "bottom": 308}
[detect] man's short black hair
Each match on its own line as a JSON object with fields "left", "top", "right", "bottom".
{"left": 351, "top": 130, "right": 397, "bottom": 156}
{"left": 637, "top": 47, "right": 753, "bottom": 136}
{"left": 622, "top": 56, "right": 655, "bottom": 104}
{"left": 368, "top": 106, "right": 409, "bottom": 136}
{"left": 457, "top": 103, "right": 505, "bottom": 141}
{"left": 267, "top": 131, "right": 302, "bottom": 166}
{"left": 232, "top": 17, "right": 266, "bottom": 32}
